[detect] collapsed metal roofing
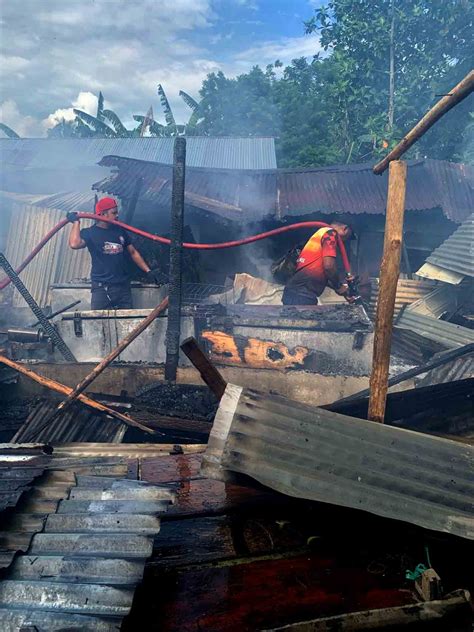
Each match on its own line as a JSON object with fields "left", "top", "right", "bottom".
{"left": 0, "top": 444, "right": 175, "bottom": 631}
{"left": 13, "top": 400, "right": 127, "bottom": 444}
{"left": 0, "top": 137, "right": 277, "bottom": 171}
{"left": 94, "top": 156, "right": 474, "bottom": 224}
{"left": 417, "top": 213, "right": 474, "bottom": 283}
{"left": 395, "top": 310, "right": 474, "bottom": 349}
{"left": 203, "top": 384, "right": 474, "bottom": 539}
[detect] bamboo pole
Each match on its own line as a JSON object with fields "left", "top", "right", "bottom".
{"left": 0, "top": 354, "right": 155, "bottom": 434}
{"left": 368, "top": 160, "right": 407, "bottom": 423}
{"left": 51, "top": 296, "right": 169, "bottom": 420}
{"left": 180, "top": 336, "right": 227, "bottom": 399}
{"left": 373, "top": 70, "right": 474, "bottom": 174}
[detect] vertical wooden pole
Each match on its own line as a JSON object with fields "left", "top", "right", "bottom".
{"left": 368, "top": 160, "right": 407, "bottom": 423}
{"left": 165, "top": 137, "right": 186, "bottom": 381}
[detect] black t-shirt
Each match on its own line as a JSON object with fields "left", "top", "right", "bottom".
{"left": 80, "top": 225, "right": 131, "bottom": 284}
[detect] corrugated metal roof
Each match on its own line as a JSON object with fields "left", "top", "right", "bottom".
{"left": 93, "top": 157, "right": 473, "bottom": 223}
{"left": 203, "top": 384, "right": 474, "bottom": 539}
{"left": 416, "top": 351, "right": 474, "bottom": 387}
{"left": 0, "top": 446, "right": 55, "bottom": 569}
{"left": 395, "top": 311, "right": 474, "bottom": 349}
{"left": 368, "top": 277, "right": 437, "bottom": 320}
{"left": 13, "top": 400, "right": 127, "bottom": 444}
{"left": 0, "top": 446, "right": 175, "bottom": 630}
{"left": 417, "top": 213, "right": 474, "bottom": 281}
{"left": 282, "top": 158, "right": 474, "bottom": 223}
{"left": 0, "top": 137, "right": 276, "bottom": 170}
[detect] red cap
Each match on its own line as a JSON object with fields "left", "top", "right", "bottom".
{"left": 95, "top": 197, "right": 117, "bottom": 215}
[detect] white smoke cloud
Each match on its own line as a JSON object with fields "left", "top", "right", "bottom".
{"left": 43, "top": 91, "right": 99, "bottom": 130}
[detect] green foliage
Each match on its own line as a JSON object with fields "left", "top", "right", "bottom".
{"left": 157, "top": 84, "right": 177, "bottom": 128}
{"left": 0, "top": 123, "right": 20, "bottom": 138}
{"left": 132, "top": 115, "right": 167, "bottom": 136}
{"left": 304, "top": 0, "right": 473, "bottom": 163}
{"left": 102, "top": 109, "right": 129, "bottom": 136}
{"left": 191, "top": 0, "right": 472, "bottom": 166}
{"left": 96, "top": 91, "right": 104, "bottom": 121}
{"left": 73, "top": 109, "right": 118, "bottom": 137}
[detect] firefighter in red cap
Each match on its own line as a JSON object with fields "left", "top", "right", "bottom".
{"left": 68, "top": 197, "right": 159, "bottom": 309}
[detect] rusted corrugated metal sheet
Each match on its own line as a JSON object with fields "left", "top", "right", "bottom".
{"left": 396, "top": 311, "right": 474, "bottom": 349}
{"left": 13, "top": 400, "right": 127, "bottom": 444}
{"left": 417, "top": 213, "right": 474, "bottom": 282}
{"left": 416, "top": 351, "right": 474, "bottom": 387}
{"left": 367, "top": 277, "right": 437, "bottom": 320}
{"left": 94, "top": 157, "right": 473, "bottom": 224}
{"left": 280, "top": 158, "right": 474, "bottom": 222}
{"left": 0, "top": 137, "right": 276, "bottom": 171}
{"left": 203, "top": 385, "right": 474, "bottom": 539}
{"left": 95, "top": 155, "right": 276, "bottom": 221}
{"left": 0, "top": 446, "right": 174, "bottom": 630}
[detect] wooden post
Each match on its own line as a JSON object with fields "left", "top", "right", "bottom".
{"left": 373, "top": 70, "right": 474, "bottom": 174}
{"left": 180, "top": 337, "right": 227, "bottom": 399}
{"left": 368, "top": 160, "right": 407, "bottom": 423}
{"left": 51, "top": 296, "right": 169, "bottom": 419}
{"left": 0, "top": 354, "right": 155, "bottom": 434}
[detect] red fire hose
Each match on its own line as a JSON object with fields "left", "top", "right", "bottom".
{"left": 0, "top": 213, "right": 352, "bottom": 290}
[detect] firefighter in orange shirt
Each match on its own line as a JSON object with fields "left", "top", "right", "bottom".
{"left": 282, "top": 222, "right": 355, "bottom": 305}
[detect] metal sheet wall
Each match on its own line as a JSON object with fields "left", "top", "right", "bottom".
{"left": 4, "top": 202, "right": 91, "bottom": 307}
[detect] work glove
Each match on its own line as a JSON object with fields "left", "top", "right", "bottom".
{"left": 335, "top": 283, "right": 355, "bottom": 304}
{"left": 146, "top": 269, "right": 168, "bottom": 286}
{"left": 66, "top": 212, "right": 79, "bottom": 223}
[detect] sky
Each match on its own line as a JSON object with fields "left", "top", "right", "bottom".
{"left": 0, "top": 0, "right": 324, "bottom": 137}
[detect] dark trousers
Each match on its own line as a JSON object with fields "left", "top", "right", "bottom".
{"left": 91, "top": 282, "right": 133, "bottom": 310}
{"left": 282, "top": 287, "right": 318, "bottom": 306}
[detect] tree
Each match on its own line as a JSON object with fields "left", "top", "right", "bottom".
{"left": 304, "top": 0, "right": 474, "bottom": 162}
{"left": 0, "top": 123, "right": 20, "bottom": 138}
{"left": 197, "top": 67, "right": 280, "bottom": 137}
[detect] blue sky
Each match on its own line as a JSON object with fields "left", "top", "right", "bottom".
{"left": 0, "top": 0, "right": 324, "bottom": 136}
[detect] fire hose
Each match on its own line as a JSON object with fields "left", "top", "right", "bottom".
{"left": 0, "top": 213, "right": 359, "bottom": 300}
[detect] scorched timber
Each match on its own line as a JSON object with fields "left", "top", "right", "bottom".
{"left": 202, "top": 384, "right": 474, "bottom": 539}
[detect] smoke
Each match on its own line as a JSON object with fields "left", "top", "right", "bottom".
{"left": 42, "top": 91, "right": 98, "bottom": 131}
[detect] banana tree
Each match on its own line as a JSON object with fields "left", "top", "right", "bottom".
{"left": 0, "top": 123, "right": 20, "bottom": 138}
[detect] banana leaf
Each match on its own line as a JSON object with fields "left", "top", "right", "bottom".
{"left": 0, "top": 123, "right": 20, "bottom": 139}
{"left": 157, "top": 84, "right": 176, "bottom": 127}
{"left": 133, "top": 115, "right": 166, "bottom": 136}
{"left": 102, "top": 109, "right": 129, "bottom": 135}
{"left": 73, "top": 109, "right": 117, "bottom": 137}
{"left": 96, "top": 91, "right": 104, "bottom": 121}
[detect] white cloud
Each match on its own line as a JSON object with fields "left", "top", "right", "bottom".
{"left": 1, "top": 0, "right": 321, "bottom": 136}
{"left": 234, "top": 33, "right": 321, "bottom": 66}
{"left": 0, "top": 54, "right": 31, "bottom": 74}
{"left": 0, "top": 99, "right": 40, "bottom": 137}
{"left": 43, "top": 91, "right": 98, "bottom": 130}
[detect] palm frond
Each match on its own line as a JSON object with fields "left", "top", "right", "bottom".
{"left": 157, "top": 84, "right": 176, "bottom": 127}
{"left": 73, "top": 109, "right": 117, "bottom": 137}
{"left": 102, "top": 109, "right": 129, "bottom": 135}
{"left": 0, "top": 123, "right": 20, "bottom": 138}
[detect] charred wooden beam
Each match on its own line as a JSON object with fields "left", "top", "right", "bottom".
{"left": 165, "top": 137, "right": 186, "bottom": 381}
{"left": 0, "top": 354, "right": 155, "bottom": 435}
{"left": 180, "top": 337, "right": 227, "bottom": 399}
{"left": 50, "top": 296, "right": 169, "bottom": 421}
